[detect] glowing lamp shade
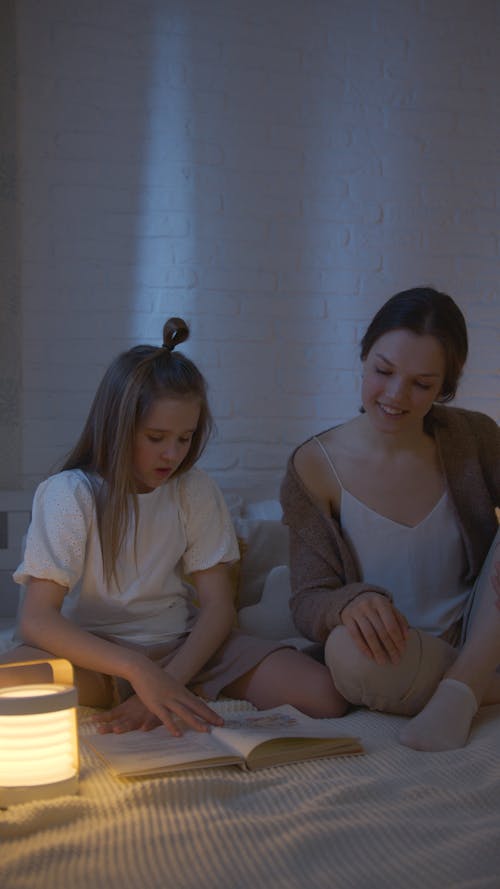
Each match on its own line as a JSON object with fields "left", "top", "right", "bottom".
{"left": 0, "top": 659, "right": 79, "bottom": 806}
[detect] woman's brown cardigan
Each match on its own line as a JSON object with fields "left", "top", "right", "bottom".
{"left": 280, "top": 406, "right": 500, "bottom": 643}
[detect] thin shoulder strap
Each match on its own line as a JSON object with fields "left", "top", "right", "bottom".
{"left": 312, "top": 436, "right": 343, "bottom": 487}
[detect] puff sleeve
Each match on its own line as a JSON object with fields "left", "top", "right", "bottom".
{"left": 13, "top": 471, "right": 94, "bottom": 591}
{"left": 179, "top": 468, "right": 239, "bottom": 574}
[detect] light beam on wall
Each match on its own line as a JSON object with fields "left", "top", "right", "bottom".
{"left": 131, "top": 22, "right": 196, "bottom": 333}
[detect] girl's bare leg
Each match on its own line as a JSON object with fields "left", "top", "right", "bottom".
{"left": 400, "top": 531, "right": 500, "bottom": 752}
{"left": 223, "top": 648, "right": 348, "bottom": 718}
{"left": 482, "top": 672, "right": 500, "bottom": 705}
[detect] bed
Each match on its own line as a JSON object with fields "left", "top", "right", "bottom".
{"left": 1, "top": 500, "right": 500, "bottom": 889}
{"left": 1, "top": 701, "right": 500, "bottom": 888}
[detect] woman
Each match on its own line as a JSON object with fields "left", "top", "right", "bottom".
{"left": 281, "top": 287, "right": 500, "bottom": 751}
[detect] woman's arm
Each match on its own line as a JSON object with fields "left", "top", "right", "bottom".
{"left": 281, "top": 450, "right": 408, "bottom": 662}
{"left": 20, "top": 577, "right": 223, "bottom": 734}
{"left": 281, "top": 450, "right": 390, "bottom": 635}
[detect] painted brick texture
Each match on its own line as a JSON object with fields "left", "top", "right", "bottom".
{"left": 13, "top": 0, "right": 500, "bottom": 503}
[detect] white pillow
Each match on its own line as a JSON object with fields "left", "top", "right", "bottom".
{"left": 233, "top": 500, "right": 290, "bottom": 609}
{"left": 238, "top": 565, "right": 297, "bottom": 640}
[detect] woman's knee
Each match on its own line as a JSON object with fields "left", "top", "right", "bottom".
{"left": 325, "top": 626, "right": 457, "bottom": 716}
{"left": 325, "top": 626, "right": 384, "bottom": 707}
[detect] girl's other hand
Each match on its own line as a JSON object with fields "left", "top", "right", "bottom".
{"left": 93, "top": 694, "right": 161, "bottom": 734}
{"left": 340, "top": 592, "right": 409, "bottom": 665}
{"left": 93, "top": 684, "right": 222, "bottom": 736}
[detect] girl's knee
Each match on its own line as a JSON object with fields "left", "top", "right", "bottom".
{"left": 309, "top": 665, "right": 349, "bottom": 718}
{"left": 289, "top": 653, "right": 348, "bottom": 718}
{"left": 0, "top": 644, "right": 56, "bottom": 685}
{"left": 74, "top": 666, "right": 114, "bottom": 708}
{"left": 239, "top": 648, "right": 347, "bottom": 718}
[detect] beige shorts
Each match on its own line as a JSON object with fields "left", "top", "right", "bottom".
{"left": 1, "top": 630, "right": 290, "bottom": 708}
{"left": 107, "top": 628, "right": 289, "bottom": 704}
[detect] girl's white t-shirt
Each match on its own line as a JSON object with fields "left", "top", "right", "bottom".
{"left": 14, "top": 467, "right": 239, "bottom": 645}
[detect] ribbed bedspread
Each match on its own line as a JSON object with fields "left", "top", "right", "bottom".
{"left": 1, "top": 700, "right": 500, "bottom": 889}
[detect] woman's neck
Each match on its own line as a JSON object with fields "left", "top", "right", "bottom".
{"left": 355, "top": 412, "right": 433, "bottom": 458}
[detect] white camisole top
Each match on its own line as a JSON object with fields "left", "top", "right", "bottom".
{"left": 314, "top": 437, "right": 471, "bottom": 636}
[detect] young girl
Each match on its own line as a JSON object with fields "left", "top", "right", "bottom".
{"left": 6, "top": 317, "right": 345, "bottom": 736}
{"left": 281, "top": 287, "right": 500, "bottom": 752}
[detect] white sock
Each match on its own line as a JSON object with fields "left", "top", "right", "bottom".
{"left": 399, "top": 678, "right": 478, "bottom": 752}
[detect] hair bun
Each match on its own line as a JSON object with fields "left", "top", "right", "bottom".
{"left": 162, "top": 317, "right": 190, "bottom": 352}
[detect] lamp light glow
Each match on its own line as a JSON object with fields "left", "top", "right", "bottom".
{"left": 0, "top": 660, "right": 79, "bottom": 807}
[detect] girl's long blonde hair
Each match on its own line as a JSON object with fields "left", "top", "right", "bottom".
{"left": 61, "top": 317, "right": 212, "bottom": 583}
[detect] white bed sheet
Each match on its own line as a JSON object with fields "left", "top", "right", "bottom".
{"left": 1, "top": 700, "right": 500, "bottom": 889}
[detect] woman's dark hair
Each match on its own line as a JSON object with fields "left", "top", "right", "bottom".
{"left": 61, "top": 317, "right": 212, "bottom": 582}
{"left": 360, "top": 287, "right": 468, "bottom": 402}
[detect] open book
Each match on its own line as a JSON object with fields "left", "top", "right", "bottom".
{"left": 85, "top": 704, "right": 363, "bottom": 776}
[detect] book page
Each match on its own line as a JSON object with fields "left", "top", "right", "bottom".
{"left": 86, "top": 725, "right": 242, "bottom": 777}
{"left": 85, "top": 704, "right": 362, "bottom": 776}
{"left": 210, "top": 704, "right": 361, "bottom": 761}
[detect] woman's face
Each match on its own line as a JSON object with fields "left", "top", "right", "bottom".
{"left": 132, "top": 396, "right": 201, "bottom": 493}
{"left": 361, "top": 329, "right": 446, "bottom": 434}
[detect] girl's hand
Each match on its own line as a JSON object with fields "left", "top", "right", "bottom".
{"left": 340, "top": 592, "right": 409, "bottom": 665}
{"left": 93, "top": 694, "right": 161, "bottom": 734}
{"left": 125, "top": 658, "right": 223, "bottom": 736}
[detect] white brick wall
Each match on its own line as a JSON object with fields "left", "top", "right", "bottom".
{"left": 0, "top": 491, "right": 33, "bottom": 620}
{"left": 7, "top": 0, "right": 500, "bottom": 512}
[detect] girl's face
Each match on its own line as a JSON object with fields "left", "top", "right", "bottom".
{"left": 133, "top": 396, "right": 201, "bottom": 493}
{"left": 361, "top": 330, "right": 446, "bottom": 435}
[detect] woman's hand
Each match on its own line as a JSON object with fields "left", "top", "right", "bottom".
{"left": 340, "top": 592, "right": 409, "bottom": 665}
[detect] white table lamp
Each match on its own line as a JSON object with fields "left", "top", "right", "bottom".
{"left": 0, "top": 658, "right": 79, "bottom": 807}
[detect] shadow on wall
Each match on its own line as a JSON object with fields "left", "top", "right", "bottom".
{"left": 3, "top": 7, "right": 176, "bottom": 615}
{"left": 0, "top": 0, "right": 21, "bottom": 489}
{"left": 18, "top": 6, "right": 172, "bottom": 487}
